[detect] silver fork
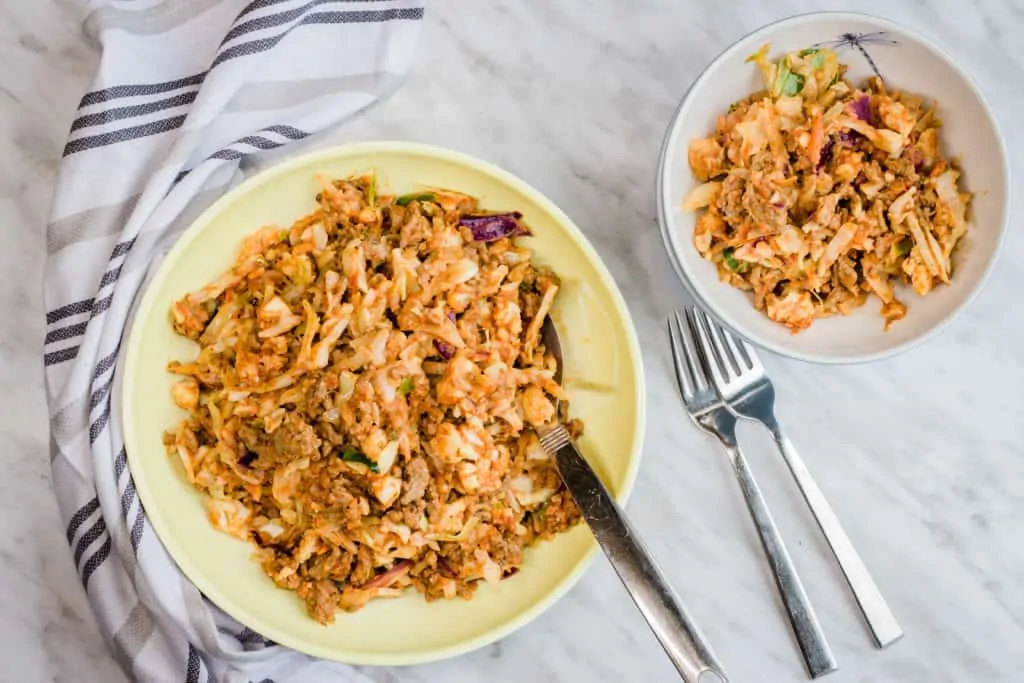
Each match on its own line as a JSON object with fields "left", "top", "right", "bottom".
{"left": 689, "top": 307, "right": 903, "bottom": 649}
{"left": 668, "top": 309, "right": 837, "bottom": 679}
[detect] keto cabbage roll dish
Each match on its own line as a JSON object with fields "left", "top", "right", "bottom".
{"left": 684, "top": 43, "right": 972, "bottom": 332}
{"left": 163, "top": 174, "right": 582, "bottom": 624}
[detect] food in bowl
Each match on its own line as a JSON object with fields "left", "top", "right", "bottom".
{"left": 683, "top": 42, "right": 972, "bottom": 332}
{"left": 163, "top": 173, "right": 581, "bottom": 624}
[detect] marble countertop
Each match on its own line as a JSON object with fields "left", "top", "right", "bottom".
{"left": 3, "top": 0, "right": 1022, "bottom": 681}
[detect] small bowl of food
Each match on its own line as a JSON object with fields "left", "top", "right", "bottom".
{"left": 657, "top": 12, "right": 1010, "bottom": 363}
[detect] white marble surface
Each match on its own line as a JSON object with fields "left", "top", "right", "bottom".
{"left": 3, "top": 1, "right": 1023, "bottom": 682}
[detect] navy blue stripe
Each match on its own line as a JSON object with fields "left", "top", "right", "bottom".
{"left": 130, "top": 505, "right": 145, "bottom": 554}
{"left": 209, "top": 135, "right": 285, "bottom": 162}
{"left": 120, "top": 477, "right": 136, "bottom": 522}
{"left": 46, "top": 299, "right": 93, "bottom": 325}
{"left": 45, "top": 346, "right": 79, "bottom": 366}
{"left": 73, "top": 515, "right": 106, "bottom": 566}
{"left": 45, "top": 321, "right": 87, "bottom": 345}
{"left": 81, "top": 536, "right": 112, "bottom": 589}
{"left": 263, "top": 124, "right": 308, "bottom": 140}
{"left": 310, "top": 7, "right": 424, "bottom": 23}
{"left": 45, "top": 267, "right": 127, "bottom": 348}
{"left": 221, "top": 0, "right": 328, "bottom": 45}
{"left": 63, "top": 114, "right": 187, "bottom": 158}
{"left": 232, "top": 0, "right": 399, "bottom": 21}
{"left": 212, "top": 34, "right": 285, "bottom": 69}
{"left": 186, "top": 644, "right": 201, "bottom": 683}
{"left": 98, "top": 262, "right": 124, "bottom": 289}
{"left": 210, "top": 149, "right": 246, "bottom": 162}
{"left": 93, "top": 344, "right": 121, "bottom": 382}
{"left": 221, "top": 0, "right": 394, "bottom": 47}
{"left": 114, "top": 446, "right": 128, "bottom": 481}
{"left": 90, "top": 291, "right": 115, "bottom": 319}
{"left": 45, "top": 239, "right": 134, "bottom": 330}
{"left": 90, "top": 371, "right": 116, "bottom": 412}
{"left": 65, "top": 498, "right": 100, "bottom": 544}
{"left": 237, "top": 627, "right": 275, "bottom": 645}
{"left": 78, "top": 73, "right": 206, "bottom": 108}
{"left": 89, "top": 402, "right": 111, "bottom": 445}
{"left": 234, "top": 0, "right": 278, "bottom": 22}
{"left": 228, "top": 134, "right": 285, "bottom": 150}
{"left": 210, "top": 7, "right": 424, "bottom": 69}
{"left": 111, "top": 237, "right": 136, "bottom": 259}
{"left": 195, "top": 125, "right": 310, "bottom": 167}
{"left": 71, "top": 91, "right": 198, "bottom": 134}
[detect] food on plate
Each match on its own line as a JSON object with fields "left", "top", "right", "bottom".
{"left": 683, "top": 43, "right": 972, "bottom": 332}
{"left": 163, "top": 174, "right": 581, "bottom": 623}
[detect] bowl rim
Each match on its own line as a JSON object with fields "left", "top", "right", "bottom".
{"left": 122, "top": 140, "right": 647, "bottom": 665}
{"left": 656, "top": 10, "right": 1012, "bottom": 364}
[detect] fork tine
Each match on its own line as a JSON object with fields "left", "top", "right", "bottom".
{"left": 679, "top": 310, "right": 714, "bottom": 395}
{"left": 702, "top": 311, "right": 742, "bottom": 378}
{"left": 673, "top": 310, "right": 712, "bottom": 394}
{"left": 700, "top": 313, "right": 741, "bottom": 376}
{"left": 708, "top": 313, "right": 748, "bottom": 374}
{"left": 688, "top": 307, "right": 730, "bottom": 389}
{"left": 731, "top": 331, "right": 763, "bottom": 372}
{"left": 667, "top": 311, "right": 697, "bottom": 400}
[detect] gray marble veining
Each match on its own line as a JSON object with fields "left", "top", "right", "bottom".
{"left": 2, "top": 0, "right": 1022, "bottom": 681}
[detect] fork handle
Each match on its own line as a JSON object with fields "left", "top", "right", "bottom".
{"left": 767, "top": 421, "right": 903, "bottom": 648}
{"left": 725, "top": 442, "right": 838, "bottom": 679}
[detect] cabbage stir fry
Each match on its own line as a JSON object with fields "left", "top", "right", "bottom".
{"left": 164, "top": 174, "right": 582, "bottom": 623}
{"left": 684, "top": 43, "right": 971, "bottom": 331}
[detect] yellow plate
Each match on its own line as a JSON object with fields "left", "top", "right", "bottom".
{"left": 122, "top": 142, "right": 645, "bottom": 665}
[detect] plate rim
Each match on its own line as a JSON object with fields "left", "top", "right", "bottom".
{"left": 122, "top": 140, "right": 647, "bottom": 665}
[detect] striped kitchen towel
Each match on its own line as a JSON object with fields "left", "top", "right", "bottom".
{"left": 42, "top": 2, "right": 424, "bottom": 681}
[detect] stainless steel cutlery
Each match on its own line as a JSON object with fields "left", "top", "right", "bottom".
{"left": 540, "top": 318, "right": 727, "bottom": 682}
{"left": 668, "top": 308, "right": 837, "bottom": 679}
{"left": 668, "top": 305, "right": 902, "bottom": 678}
{"left": 686, "top": 307, "right": 903, "bottom": 650}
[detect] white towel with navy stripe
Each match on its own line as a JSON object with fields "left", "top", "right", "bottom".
{"left": 43, "top": 2, "right": 424, "bottom": 681}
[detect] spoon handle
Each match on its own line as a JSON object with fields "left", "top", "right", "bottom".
{"left": 541, "top": 426, "right": 727, "bottom": 683}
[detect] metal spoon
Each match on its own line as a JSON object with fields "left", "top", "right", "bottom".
{"left": 538, "top": 319, "right": 728, "bottom": 683}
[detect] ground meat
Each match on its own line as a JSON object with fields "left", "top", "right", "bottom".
{"left": 400, "top": 457, "right": 430, "bottom": 505}
{"left": 237, "top": 423, "right": 280, "bottom": 468}
{"left": 348, "top": 546, "right": 376, "bottom": 587}
{"left": 298, "top": 580, "right": 341, "bottom": 624}
{"left": 535, "top": 491, "right": 581, "bottom": 538}
{"left": 326, "top": 476, "right": 365, "bottom": 524}
{"left": 303, "top": 548, "right": 354, "bottom": 582}
{"left": 715, "top": 172, "right": 747, "bottom": 225}
{"left": 274, "top": 413, "right": 321, "bottom": 460}
{"left": 400, "top": 498, "right": 426, "bottom": 529}
{"left": 303, "top": 375, "right": 333, "bottom": 418}
{"left": 484, "top": 529, "right": 524, "bottom": 568}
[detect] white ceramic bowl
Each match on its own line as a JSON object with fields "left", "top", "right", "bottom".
{"left": 657, "top": 12, "right": 1011, "bottom": 363}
